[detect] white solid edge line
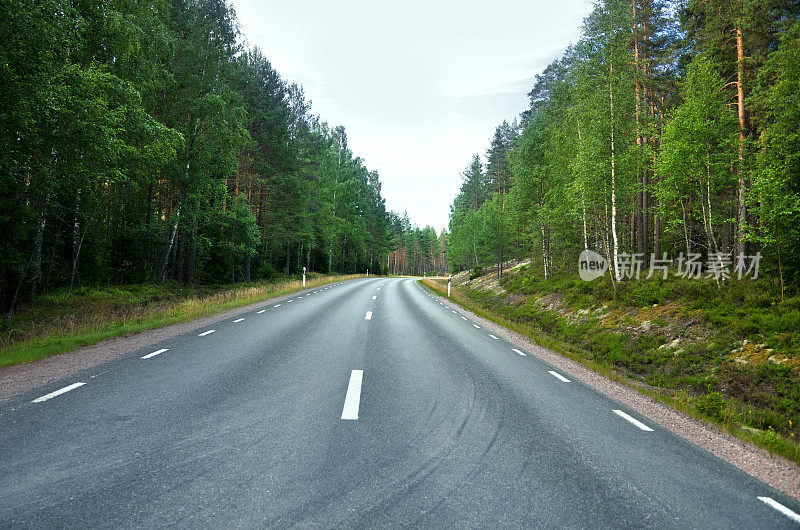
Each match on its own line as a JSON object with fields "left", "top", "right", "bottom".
{"left": 758, "top": 497, "right": 800, "bottom": 523}
{"left": 489, "top": 334, "right": 499, "bottom": 340}
{"left": 32, "top": 382, "right": 86, "bottom": 403}
{"left": 548, "top": 370, "right": 571, "bottom": 383}
{"left": 513, "top": 348, "right": 526, "bottom": 356}
{"left": 233, "top": 318, "right": 245, "bottom": 323}
{"left": 257, "top": 309, "right": 266, "bottom": 313}
{"left": 341, "top": 369, "right": 364, "bottom": 420}
{"left": 142, "top": 348, "right": 169, "bottom": 359}
{"left": 198, "top": 329, "right": 215, "bottom": 336}
{"left": 612, "top": 409, "right": 654, "bottom": 431}
{"left": 365, "top": 311, "right": 373, "bottom": 320}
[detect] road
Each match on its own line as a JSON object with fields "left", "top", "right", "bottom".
{"left": 1, "top": 278, "right": 798, "bottom": 528}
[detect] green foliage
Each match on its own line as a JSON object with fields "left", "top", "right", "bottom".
{"left": 696, "top": 391, "right": 725, "bottom": 420}
{"left": 657, "top": 55, "right": 737, "bottom": 253}
{"left": 446, "top": 0, "right": 799, "bottom": 298}
{"left": 1, "top": 0, "right": 438, "bottom": 320}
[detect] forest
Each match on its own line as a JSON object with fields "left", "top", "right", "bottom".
{"left": 0, "top": 0, "right": 448, "bottom": 320}
{"left": 447, "top": 0, "right": 799, "bottom": 294}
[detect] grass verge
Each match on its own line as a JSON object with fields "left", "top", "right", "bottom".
{"left": 420, "top": 276, "right": 800, "bottom": 466}
{"left": 0, "top": 274, "right": 361, "bottom": 367}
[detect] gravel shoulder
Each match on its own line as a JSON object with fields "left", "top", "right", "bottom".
{"left": 0, "top": 283, "right": 340, "bottom": 401}
{"left": 423, "top": 283, "right": 800, "bottom": 502}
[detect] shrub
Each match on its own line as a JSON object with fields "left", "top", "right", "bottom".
{"left": 696, "top": 391, "right": 725, "bottom": 421}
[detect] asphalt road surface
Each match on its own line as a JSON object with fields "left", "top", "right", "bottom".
{"left": 1, "top": 278, "right": 799, "bottom": 528}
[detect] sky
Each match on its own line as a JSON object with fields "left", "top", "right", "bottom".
{"left": 231, "top": 0, "right": 595, "bottom": 232}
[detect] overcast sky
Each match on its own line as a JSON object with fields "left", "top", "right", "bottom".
{"left": 231, "top": 0, "right": 595, "bottom": 231}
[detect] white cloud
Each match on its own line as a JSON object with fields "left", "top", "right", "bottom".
{"left": 231, "top": 0, "right": 594, "bottom": 231}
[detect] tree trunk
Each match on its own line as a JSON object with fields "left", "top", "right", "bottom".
{"left": 157, "top": 173, "right": 187, "bottom": 282}
{"left": 734, "top": 12, "right": 747, "bottom": 257}
{"left": 177, "top": 231, "right": 185, "bottom": 284}
{"left": 633, "top": 0, "right": 646, "bottom": 262}
{"left": 68, "top": 188, "right": 82, "bottom": 296}
{"left": 609, "top": 27, "right": 621, "bottom": 282}
{"left": 7, "top": 206, "right": 47, "bottom": 321}
{"left": 144, "top": 178, "right": 155, "bottom": 269}
{"left": 187, "top": 217, "right": 198, "bottom": 284}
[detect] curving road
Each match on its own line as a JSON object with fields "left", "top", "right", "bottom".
{"left": 1, "top": 278, "right": 798, "bottom": 528}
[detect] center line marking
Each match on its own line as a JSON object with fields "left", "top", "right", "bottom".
{"left": 142, "top": 348, "right": 169, "bottom": 359}
{"left": 548, "top": 370, "right": 571, "bottom": 382}
{"left": 489, "top": 334, "right": 499, "bottom": 340}
{"left": 758, "top": 497, "right": 800, "bottom": 523}
{"left": 612, "top": 409, "right": 654, "bottom": 431}
{"left": 512, "top": 348, "right": 526, "bottom": 356}
{"left": 233, "top": 318, "right": 245, "bottom": 323}
{"left": 341, "top": 369, "right": 364, "bottom": 420}
{"left": 32, "top": 382, "right": 86, "bottom": 403}
{"left": 198, "top": 329, "right": 215, "bottom": 336}
{"left": 257, "top": 309, "right": 266, "bottom": 313}
{"left": 365, "top": 311, "right": 373, "bottom": 320}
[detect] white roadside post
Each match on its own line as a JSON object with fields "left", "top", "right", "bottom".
{"left": 448, "top": 274, "right": 452, "bottom": 297}
{"left": 302, "top": 266, "right": 306, "bottom": 287}
{"left": 367, "top": 269, "right": 369, "bottom": 278}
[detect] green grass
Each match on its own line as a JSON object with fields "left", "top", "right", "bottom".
{"left": 421, "top": 274, "right": 800, "bottom": 465}
{"left": 0, "top": 274, "right": 362, "bottom": 367}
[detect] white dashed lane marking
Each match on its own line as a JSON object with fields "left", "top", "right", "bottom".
{"left": 548, "top": 370, "right": 570, "bottom": 383}
{"left": 232, "top": 318, "right": 245, "bottom": 323}
{"left": 758, "top": 497, "right": 800, "bottom": 523}
{"left": 365, "top": 311, "right": 373, "bottom": 320}
{"left": 512, "top": 348, "right": 526, "bottom": 356}
{"left": 341, "top": 370, "right": 364, "bottom": 420}
{"left": 612, "top": 409, "right": 654, "bottom": 432}
{"left": 32, "top": 382, "right": 86, "bottom": 403}
{"left": 198, "top": 330, "right": 215, "bottom": 337}
{"left": 142, "top": 348, "right": 169, "bottom": 359}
